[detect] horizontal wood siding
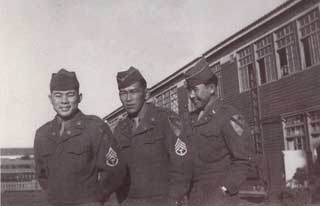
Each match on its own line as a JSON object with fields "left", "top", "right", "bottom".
{"left": 262, "top": 122, "right": 285, "bottom": 192}
{"left": 260, "top": 65, "right": 320, "bottom": 119}
{"left": 220, "top": 61, "right": 254, "bottom": 123}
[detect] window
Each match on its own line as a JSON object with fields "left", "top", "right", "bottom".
{"left": 210, "top": 63, "right": 223, "bottom": 98}
{"left": 298, "top": 9, "right": 320, "bottom": 67}
{"left": 283, "top": 114, "right": 306, "bottom": 150}
{"left": 275, "top": 22, "right": 301, "bottom": 77}
{"left": 238, "top": 46, "right": 255, "bottom": 92}
{"left": 155, "top": 86, "right": 179, "bottom": 113}
{"left": 309, "top": 111, "right": 320, "bottom": 137}
{"left": 283, "top": 110, "right": 320, "bottom": 155}
{"left": 255, "top": 35, "right": 278, "bottom": 84}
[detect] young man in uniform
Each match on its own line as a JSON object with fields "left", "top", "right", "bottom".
{"left": 34, "top": 69, "right": 124, "bottom": 206}
{"left": 185, "top": 58, "right": 257, "bottom": 206}
{"left": 114, "top": 66, "right": 192, "bottom": 206}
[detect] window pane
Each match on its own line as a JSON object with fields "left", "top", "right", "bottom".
{"left": 298, "top": 8, "right": 320, "bottom": 67}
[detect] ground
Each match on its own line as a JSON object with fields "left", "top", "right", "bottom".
{"left": 1, "top": 191, "right": 119, "bottom": 206}
{"left": 2, "top": 191, "right": 320, "bottom": 206}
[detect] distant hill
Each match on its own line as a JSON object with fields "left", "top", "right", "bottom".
{"left": 0, "top": 148, "right": 34, "bottom": 156}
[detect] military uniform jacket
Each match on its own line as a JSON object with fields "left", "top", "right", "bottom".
{"left": 34, "top": 110, "right": 124, "bottom": 206}
{"left": 114, "top": 103, "right": 192, "bottom": 202}
{"left": 190, "top": 99, "right": 254, "bottom": 195}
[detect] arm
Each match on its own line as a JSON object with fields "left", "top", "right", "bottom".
{"left": 161, "top": 111, "right": 192, "bottom": 204}
{"left": 95, "top": 124, "right": 126, "bottom": 200}
{"left": 220, "top": 107, "right": 255, "bottom": 195}
{"left": 33, "top": 132, "right": 48, "bottom": 191}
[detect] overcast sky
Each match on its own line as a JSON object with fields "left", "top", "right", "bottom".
{"left": 0, "top": 0, "right": 285, "bottom": 148}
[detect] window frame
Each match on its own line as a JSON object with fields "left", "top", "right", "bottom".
{"left": 154, "top": 85, "right": 179, "bottom": 114}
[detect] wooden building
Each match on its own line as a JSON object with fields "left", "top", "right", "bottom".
{"left": 1, "top": 148, "right": 40, "bottom": 192}
{"left": 104, "top": 0, "right": 320, "bottom": 193}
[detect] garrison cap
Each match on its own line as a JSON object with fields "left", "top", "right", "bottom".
{"left": 185, "top": 57, "right": 218, "bottom": 88}
{"left": 117, "top": 66, "right": 146, "bottom": 89}
{"left": 50, "top": 69, "right": 79, "bottom": 91}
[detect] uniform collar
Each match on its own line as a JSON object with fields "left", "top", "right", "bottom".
{"left": 192, "top": 97, "right": 223, "bottom": 127}
{"left": 132, "top": 103, "right": 157, "bottom": 136}
{"left": 48, "top": 110, "right": 85, "bottom": 143}
{"left": 120, "top": 103, "right": 157, "bottom": 137}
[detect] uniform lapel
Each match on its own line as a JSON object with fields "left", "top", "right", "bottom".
{"left": 58, "top": 111, "right": 85, "bottom": 143}
{"left": 132, "top": 104, "right": 155, "bottom": 136}
{"left": 47, "top": 117, "right": 60, "bottom": 143}
{"left": 118, "top": 118, "right": 132, "bottom": 148}
{"left": 192, "top": 98, "right": 223, "bottom": 127}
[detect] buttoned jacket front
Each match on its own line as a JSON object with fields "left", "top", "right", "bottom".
{"left": 34, "top": 111, "right": 123, "bottom": 206}
{"left": 114, "top": 103, "right": 191, "bottom": 203}
{"left": 190, "top": 99, "right": 254, "bottom": 193}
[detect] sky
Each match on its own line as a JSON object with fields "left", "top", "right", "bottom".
{"left": 0, "top": 0, "right": 285, "bottom": 148}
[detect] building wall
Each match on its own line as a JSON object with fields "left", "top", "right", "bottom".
{"left": 260, "top": 65, "right": 320, "bottom": 119}
{"left": 220, "top": 61, "right": 254, "bottom": 123}
{"left": 104, "top": 0, "right": 320, "bottom": 194}
{"left": 262, "top": 121, "right": 285, "bottom": 192}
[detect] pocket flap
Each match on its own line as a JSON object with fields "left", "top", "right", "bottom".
{"left": 66, "top": 145, "right": 90, "bottom": 154}
{"left": 140, "top": 135, "right": 163, "bottom": 144}
{"left": 200, "top": 127, "right": 220, "bottom": 138}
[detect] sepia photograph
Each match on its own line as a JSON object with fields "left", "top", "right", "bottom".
{"left": 1, "top": 0, "right": 320, "bottom": 205}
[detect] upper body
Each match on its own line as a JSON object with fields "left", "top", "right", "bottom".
{"left": 185, "top": 58, "right": 255, "bottom": 196}
{"left": 190, "top": 98, "right": 254, "bottom": 194}
{"left": 33, "top": 69, "right": 124, "bottom": 206}
{"left": 114, "top": 66, "right": 192, "bottom": 204}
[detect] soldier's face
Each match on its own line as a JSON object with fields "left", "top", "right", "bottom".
{"left": 119, "top": 82, "right": 147, "bottom": 117}
{"left": 188, "top": 83, "right": 214, "bottom": 111}
{"left": 49, "top": 89, "right": 82, "bottom": 119}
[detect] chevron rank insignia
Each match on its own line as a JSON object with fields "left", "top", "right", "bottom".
{"left": 105, "top": 147, "right": 118, "bottom": 167}
{"left": 175, "top": 138, "right": 187, "bottom": 156}
{"left": 230, "top": 115, "right": 244, "bottom": 136}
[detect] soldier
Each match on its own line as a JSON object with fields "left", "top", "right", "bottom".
{"left": 114, "top": 66, "right": 192, "bottom": 206}
{"left": 34, "top": 69, "right": 124, "bottom": 206}
{"left": 185, "top": 58, "right": 257, "bottom": 206}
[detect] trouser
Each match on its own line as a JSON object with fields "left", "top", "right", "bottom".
{"left": 120, "top": 196, "right": 171, "bottom": 206}
{"left": 189, "top": 181, "right": 261, "bottom": 206}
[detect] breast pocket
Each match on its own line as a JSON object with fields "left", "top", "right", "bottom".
{"left": 135, "top": 130, "right": 167, "bottom": 164}
{"left": 199, "top": 127, "right": 226, "bottom": 163}
{"left": 65, "top": 145, "right": 92, "bottom": 171}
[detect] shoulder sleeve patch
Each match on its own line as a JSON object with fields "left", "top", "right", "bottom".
{"left": 232, "top": 114, "right": 245, "bottom": 127}
{"left": 230, "top": 114, "right": 245, "bottom": 136}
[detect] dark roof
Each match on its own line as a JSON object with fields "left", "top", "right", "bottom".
{"left": 0, "top": 148, "right": 34, "bottom": 156}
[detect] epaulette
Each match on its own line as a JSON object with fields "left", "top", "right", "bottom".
{"left": 36, "top": 120, "right": 53, "bottom": 136}
{"left": 85, "top": 114, "right": 103, "bottom": 122}
{"left": 85, "top": 115, "right": 106, "bottom": 133}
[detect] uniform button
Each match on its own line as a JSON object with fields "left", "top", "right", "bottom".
{"left": 67, "top": 130, "right": 71, "bottom": 135}
{"left": 52, "top": 132, "right": 56, "bottom": 136}
{"left": 77, "top": 121, "right": 81, "bottom": 126}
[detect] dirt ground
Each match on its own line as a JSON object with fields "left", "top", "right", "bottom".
{"left": 1, "top": 191, "right": 119, "bottom": 206}
{"left": 2, "top": 191, "right": 320, "bottom": 206}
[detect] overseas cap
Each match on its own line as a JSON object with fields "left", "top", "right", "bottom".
{"left": 50, "top": 69, "right": 79, "bottom": 91}
{"left": 117, "top": 66, "right": 146, "bottom": 89}
{"left": 185, "top": 57, "right": 218, "bottom": 88}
